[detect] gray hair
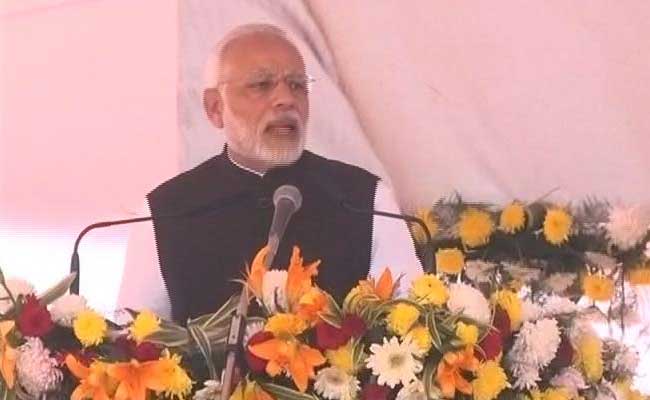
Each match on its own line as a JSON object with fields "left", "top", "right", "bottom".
{"left": 203, "top": 23, "right": 291, "bottom": 90}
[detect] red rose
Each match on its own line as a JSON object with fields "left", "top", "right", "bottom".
{"left": 134, "top": 342, "right": 162, "bottom": 362}
{"left": 315, "top": 321, "right": 348, "bottom": 350}
{"left": 493, "top": 306, "right": 511, "bottom": 338}
{"left": 360, "top": 383, "right": 391, "bottom": 400}
{"left": 477, "top": 328, "right": 503, "bottom": 361}
{"left": 17, "top": 295, "right": 54, "bottom": 337}
{"left": 246, "top": 331, "right": 274, "bottom": 373}
{"left": 341, "top": 314, "right": 366, "bottom": 339}
{"left": 549, "top": 334, "right": 574, "bottom": 370}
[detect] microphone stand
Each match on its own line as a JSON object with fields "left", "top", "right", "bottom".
{"left": 70, "top": 216, "right": 153, "bottom": 295}
{"left": 342, "top": 202, "right": 436, "bottom": 274}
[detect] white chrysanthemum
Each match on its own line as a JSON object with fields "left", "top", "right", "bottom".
{"left": 16, "top": 337, "right": 63, "bottom": 396}
{"left": 366, "top": 337, "right": 423, "bottom": 388}
{"left": 543, "top": 273, "right": 576, "bottom": 294}
{"left": 507, "top": 318, "right": 561, "bottom": 389}
{"left": 193, "top": 380, "right": 222, "bottom": 400}
{"left": 464, "top": 260, "right": 497, "bottom": 283}
{"left": 503, "top": 262, "right": 541, "bottom": 283}
{"left": 243, "top": 320, "right": 265, "bottom": 348}
{"left": 550, "top": 367, "right": 588, "bottom": 397}
{"left": 48, "top": 294, "right": 88, "bottom": 327}
{"left": 314, "top": 367, "right": 360, "bottom": 400}
{"left": 261, "top": 269, "right": 288, "bottom": 313}
{"left": 508, "top": 362, "right": 541, "bottom": 390}
{"left": 446, "top": 283, "right": 491, "bottom": 324}
{"left": 396, "top": 379, "right": 427, "bottom": 400}
{"left": 603, "top": 205, "right": 650, "bottom": 251}
{"left": 542, "top": 295, "right": 578, "bottom": 317}
{"left": 0, "top": 278, "right": 35, "bottom": 312}
{"left": 604, "top": 340, "right": 639, "bottom": 377}
{"left": 521, "top": 299, "right": 543, "bottom": 322}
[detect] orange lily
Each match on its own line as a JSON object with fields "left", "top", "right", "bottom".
{"left": 247, "top": 246, "right": 270, "bottom": 298}
{"left": 249, "top": 337, "right": 326, "bottom": 392}
{"left": 359, "top": 268, "right": 395, "bottom": 300}
{"left": 106, "top": 358, "right": 170, "bottom": 400}
{"left": 0, "top": 321, "right": 17, "bottom": 389}
{"left": 65, "top": 355, "right": 117, "bottom": 400}
{"left": 295, "top": 287, "right": 328, "bottom": 325}
{"left": 436, "top": 346, "right": 479, "bottom": 398}
{"left": 286, "top": 246, "right": 321, "bottom": 309}
{"left": 230, "top": 379, "right": 274, "bottom": 400}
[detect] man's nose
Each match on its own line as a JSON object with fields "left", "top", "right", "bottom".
{"left": 270, "top": 80, "right": 297, "bottom": 110}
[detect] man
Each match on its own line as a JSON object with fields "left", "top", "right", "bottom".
{"left": 117, "top": 24, "right": 422, "bottom": 324}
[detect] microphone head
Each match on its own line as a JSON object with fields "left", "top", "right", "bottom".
{"left": 273, "top": 185, "right": 302, "bottom": 211}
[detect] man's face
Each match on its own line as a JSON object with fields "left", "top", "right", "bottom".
{"left": 216, "top": 33, "right": 309, "bottom": 166}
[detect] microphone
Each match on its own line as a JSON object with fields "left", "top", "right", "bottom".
{"left": 69, "top": 190, "right": 252, "bottom": 295}
{"left": 221, "top": 185, "right": 302, "bottom": 399}
{"left": 266, "top": 185, "right": 303, "bottom": 267}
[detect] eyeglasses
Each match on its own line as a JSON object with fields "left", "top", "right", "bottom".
{"left": 216, "top": 72, "right": 315, "bottom": 98}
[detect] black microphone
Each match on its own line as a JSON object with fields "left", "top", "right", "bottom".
{"left": 69, "top": 190, "right": 252, "bottom": 295}
{"left": 266, "top": 185, "right": 303, "bottom": 266}
{"left": 311, "top": 178, "right": 435, "bottom": 273}
{"left": 221, "top": 185, "right": 302, "bottom": 399}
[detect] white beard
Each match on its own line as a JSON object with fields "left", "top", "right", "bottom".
{"left": 223, "top": 106, "right": 305, "bottom": 166}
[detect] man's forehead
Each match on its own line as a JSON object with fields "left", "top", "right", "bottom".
{"left": 220, "top": 33, "right": 305, "bottom": 77}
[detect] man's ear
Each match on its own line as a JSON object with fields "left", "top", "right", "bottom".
{"left": 203, "top": 88, "right": 224, "bottom": 129}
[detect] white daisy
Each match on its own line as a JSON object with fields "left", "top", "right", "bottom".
{"left": 543, "top": 273, "right": 576, "bottom": 294}
{"left": 542, "top": 295, "right": 578, "bottom": 317}
{"left": 261, "top": 269, "right": 288, "bottom": 313}
{"left": 0, "top": 278, "right": 35, "bottom": 312}
{"left": 603, "top": 205, "right": 650, "bottom": 251}
{"left": 550, "top": 367, "right": 588, "bottom": 397}
{"left": 464, "top": 260, "right": 497, "bottom": 283}
{"left": 193, "top": 380, "right": 222, "bottom": 400}
{"left": 16, "top": 337, "right": 62, "bottom": 396}
{"left": 446, "top": 283, "right": 491, "bottom": 324}
{"left": 314, "top": 367, "right": 360, "bottom": 400}
{"left": 396, "top": 378, "right": 427, "bottom": 400}
{"left": 366, "top": 337, "right": 423, "bottom": 388}
{"left": 49, "top": 294, "right": 88, "bottom": 327}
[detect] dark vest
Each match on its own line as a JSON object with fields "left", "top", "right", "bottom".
{"left": 147, "top": 148, "right": 379, "bottom": 324}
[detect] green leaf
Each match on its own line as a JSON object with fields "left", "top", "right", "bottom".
{"left": 426, "top": 312, "right": 443, "bottom": 351}
{"left": 38, "top": 273, "right": 78, "bottom": 306}
{"left": 258, "top": 382, "right": 319, "bottom": 400}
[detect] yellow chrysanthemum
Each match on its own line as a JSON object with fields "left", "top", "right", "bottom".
{"left": 576, "top": 334, "right": 603, "bottom": 382}
{"left": 409, "top": 274, "right": 448, "bottom": 305}
{"left": 159, "top": 352, "right": 193, "bottom": 399}
{"left": 614, "top": 379, "right": 645, "bottom": 400}
{"left": 499, "top": 202, "right": 526, "bottom": 234}
{"left": 543, "top": 208, "right": 572, "bottom": 246}
{"left": 436, "top": 248, "right": 465, "bottom": 275}
{"left": 325, "top": 341, "right": 354, "bottom": 374}
{"left": 582, "top": 274, "right": 615, "bottom": 302}
{"left": 458, "top": 208, "right": 495, "bottom": 248}
{"left": 456, "top": 322, "right": 479, "bottom": 346}
{"left": 73, "top": 310, "right": 107, "bottom": 347}
{"left": 264, "top": 313, "right": 307, "bottom": 337}
{"left": 472, "top": 361, "right": 509, "bottom": 400}
{"left": 387, "top": 303, "right": 420, "bottom": 336}
{"left": 629, "top": 267, "right": 650, "bottom": 286}
{"left": 405, "top": 324, "right": 432, "bottom": 354}
{"left": 530, "top": 388, "right": 572, "bottom": 400}
{"left": 491, "top": 290, "right": 522, "bottom": 330}
{"left": 129, "top": 310, "right": 160, "bottom": 344}
{"left": 412, "top": 208, "right": 438, "bottom": 245}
